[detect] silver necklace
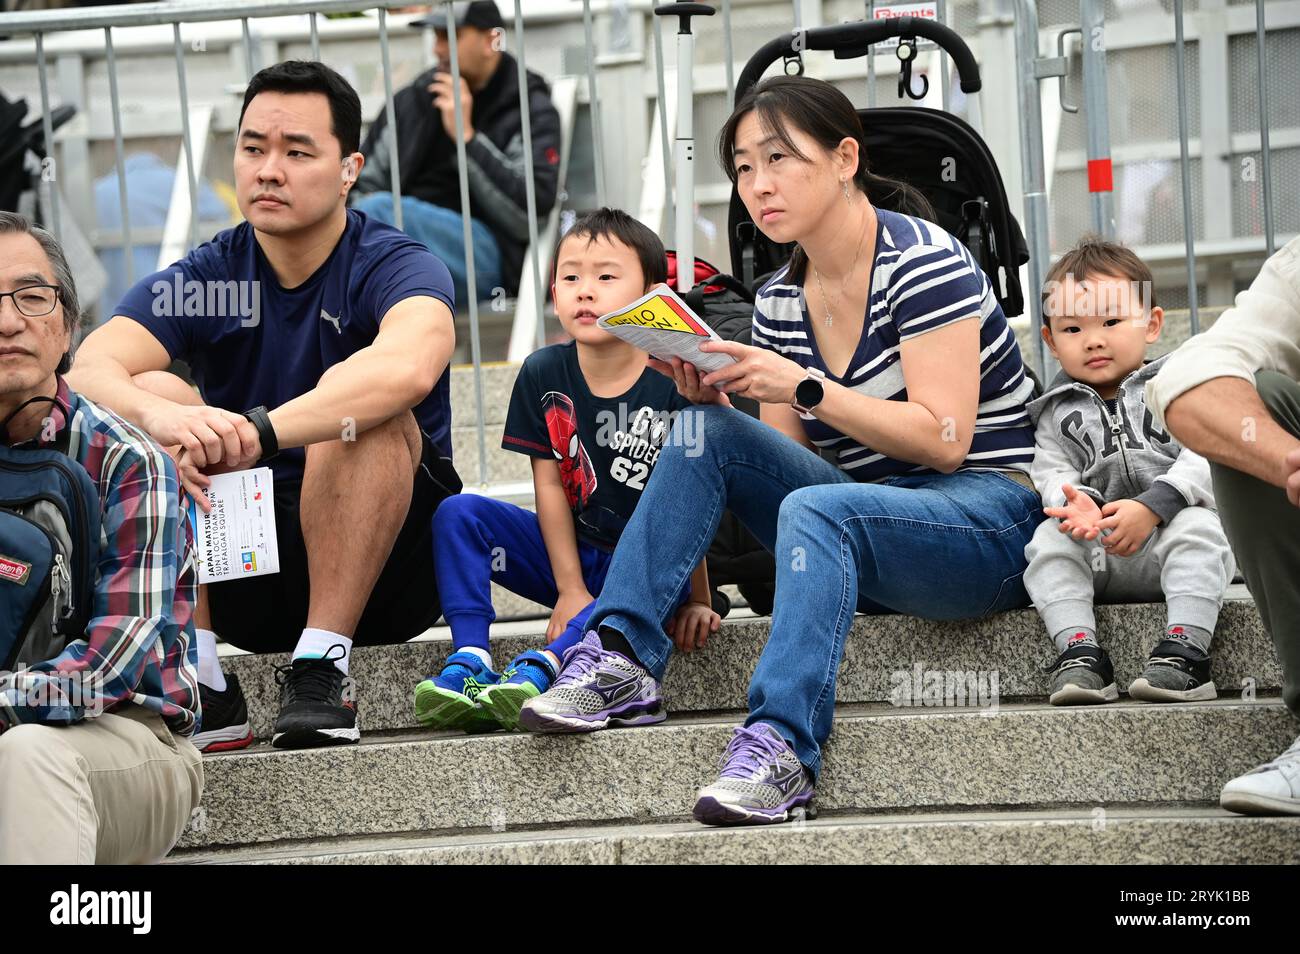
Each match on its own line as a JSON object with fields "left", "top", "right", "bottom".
{"left": 810, "top": 218, "right": 870, "bottom": 328}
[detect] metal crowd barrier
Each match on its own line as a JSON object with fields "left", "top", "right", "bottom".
{"left": 0, "top": 0, "right": 1287, "bottom": 485}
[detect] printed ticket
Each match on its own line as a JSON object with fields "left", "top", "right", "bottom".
{"left": 188, "top": 467, "right": 280, "bottom": 584}
{"left": 597, "top": 285, "right": 739, "bottom": 375}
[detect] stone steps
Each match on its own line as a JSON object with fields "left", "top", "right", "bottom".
{"left": 167, "top": 806, "right": 1300, "bottom": 865}
{"left": 218, "top": 589, "right": 1273, "bottom": 740}
{"left": 173, "top": 697, "right": 1295, "bottom": 852}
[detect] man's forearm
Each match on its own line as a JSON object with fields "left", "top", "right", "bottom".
{"left": 269, "top": 331, "right": 451, "bottom": 450}
{"left": 66, "top": 356, "right": 172, "bottom": 430}
{"left": 1164, "top": 376, "right": 1300, "bottom": 488}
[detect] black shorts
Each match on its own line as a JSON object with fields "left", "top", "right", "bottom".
{"left": 209, "top": 431, "right": 461, "bottom": 654}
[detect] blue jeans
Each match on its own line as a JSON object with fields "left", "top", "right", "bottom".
{"left": 353, "top": 192, "right": 502, "bottom": 307}
{"left": 589, "top": 404, "right": 1043, "bottom": 776}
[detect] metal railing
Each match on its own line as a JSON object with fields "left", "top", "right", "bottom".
{"left": 0, "top": 0, "right": 1290, "bottom": 489}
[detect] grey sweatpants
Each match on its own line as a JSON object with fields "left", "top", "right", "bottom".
{"left": 1023, "top": 504, "right": 1236, "bottom": 643}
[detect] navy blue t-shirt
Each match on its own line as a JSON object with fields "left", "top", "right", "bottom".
{"left": 502, "top": 341, "right": 691, "bottom": 550}
{"left": 113, "top": 209, "right": 455, "bottom": 482}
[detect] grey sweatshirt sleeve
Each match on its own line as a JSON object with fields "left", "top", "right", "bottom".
{"left": 1134, "top": 444, "right": 1216, "bottom": 522}
{"left": 1030, "top": 418, "right": 1105, "bottom": 510}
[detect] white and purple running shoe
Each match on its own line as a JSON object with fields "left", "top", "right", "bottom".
{"left": 517, "top": 631, "right": 666, "bottom": 733}
{"left": 693, "top": 723, "right": 815, "bottom": 826}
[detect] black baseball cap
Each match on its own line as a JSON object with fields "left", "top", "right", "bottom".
{"left": 410, "top": 1, "right": 505, "bottom": 32}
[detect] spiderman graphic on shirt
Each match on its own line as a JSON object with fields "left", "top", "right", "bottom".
{"left": 542, "top": 391, "right": 596, "bottom": 508}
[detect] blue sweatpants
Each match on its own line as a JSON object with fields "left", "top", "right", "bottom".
{"left": 433, "top": 493, "right": 659, "bottom": 659}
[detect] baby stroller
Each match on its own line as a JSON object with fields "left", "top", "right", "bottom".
{"left": 727, "top": 16, "right": 1029, "bottom": 319}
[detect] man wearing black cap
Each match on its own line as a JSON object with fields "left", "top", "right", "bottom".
{"left": 354, "top": 1, "right": 562, "bottom": 308}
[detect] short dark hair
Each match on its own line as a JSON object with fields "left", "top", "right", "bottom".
{"left": 555, "top": 208, "right": 668, "bottom": 288}
{"left": 239, "top": 60, "right": 362, "bottom": 156}
{"left": 1042, "top": 235, "right": 1157, "bottom": 325}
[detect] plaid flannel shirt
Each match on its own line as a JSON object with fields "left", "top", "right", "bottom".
{"left": 0, "top": 377, "right": 200, "bottom": 735}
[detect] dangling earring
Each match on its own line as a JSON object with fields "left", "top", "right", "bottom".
{"left": 842, "top": 179, "right": 851, "bottom": 203}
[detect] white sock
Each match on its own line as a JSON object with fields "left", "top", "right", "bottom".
{"left": 457, "top": 646, "right": 493, "bottom": 669}
{"left": 293, "top": 628, "right": 353, "bottom": 676}
{"left": 195, "top": 628, "right": 227, "bottom": 692}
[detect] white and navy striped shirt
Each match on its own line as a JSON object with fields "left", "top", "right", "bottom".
{"left": 752, "top": 208, "right": 1035, "bottom": 481}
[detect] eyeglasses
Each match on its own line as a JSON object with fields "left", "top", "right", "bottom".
{"left": 0, "top": 284, "right": 60, "bottom": 318}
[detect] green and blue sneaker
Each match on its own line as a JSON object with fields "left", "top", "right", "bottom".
{"left": 414, "top": 651, "right": 499, "bottom": 730}
{"left": 477, "top": 650, "right": 558, "bottom": 731}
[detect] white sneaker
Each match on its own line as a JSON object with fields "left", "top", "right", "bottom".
{"left": 1220, "top": 735, "right": 1300, "bottom": 816}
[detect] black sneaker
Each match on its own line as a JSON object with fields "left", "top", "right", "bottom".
{"left": 1045, "top": 642, "right": 1118, "bottom": 705}
{"left": 1129, "top": 638, "right": 1217, "bottom": 702}
{"left": 271, "top": 646, "right": 359, "bottom": 749}
{"left": 192, "top": 673, "right": 254, "bottom": 753}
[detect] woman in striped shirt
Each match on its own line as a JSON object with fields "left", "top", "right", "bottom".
{"left": 521, "top": 76, "right": 1043, "bottom": 826}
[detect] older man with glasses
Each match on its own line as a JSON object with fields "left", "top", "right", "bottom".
{"left": 0, "top": 211, "right": 203, "bottom": 864}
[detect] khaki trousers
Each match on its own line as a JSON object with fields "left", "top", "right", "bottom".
{"left": 0, "top": 705, "right": 204, "bottom": 864}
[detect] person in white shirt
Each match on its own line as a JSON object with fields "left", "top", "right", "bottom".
{"left": 1147, "top": 236, "right": 1300, "bottom": 816}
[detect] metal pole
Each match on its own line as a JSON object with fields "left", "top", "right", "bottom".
{"left": 1173, "top": 0, "right": 1199, "bottom": 334}
{"left": 722, "top": 0, "right": 735, "bottom": 106}
{"left": 793, "top": 0, "right": 802, "bottom": 30}
{"left": 173, "top": 23, "right": 200, "bottom": 253}
{"left": 1079, "top": 0, "right": 1114, "bottom": 238}
{"left": 309, "top": 11, "right": 320, "bottom": 61}
{"left": 511, "top": 0, "right": 546, "bottom": 351}
{"left": 652, "top": 13, "right": 673, "bottom": 237}
{"left": 35, "top": 33, "right": 62, "bottom": 242}
{"left": 1254, "top": 0, "right": 1275, "bottom": 256}
{"left": 1012, "top": 0, "right": 1055, "bottom": 379}
{"left": 866, "top": 0, "right": 876, "bottom": 107}
{"left": 446, "top": 1, "right": 488, "bottom": 488}
{"left": 377, "top": 8, "right": 404, "bottom": 231}
{"left": 673, "top": 17, "right": 697, "bottom": 293}
{"left": 104, "top": 29, "right": 134, "bottom": 281}
{"left": 581, "top": 0, "right": 606, "bottom": 205}
{"left": 241, "top": 17, "right": 256, "bottom": 79}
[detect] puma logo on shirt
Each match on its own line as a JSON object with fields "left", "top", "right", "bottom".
{"left": 321, "top": 308, "right": 342, "bottom": 334}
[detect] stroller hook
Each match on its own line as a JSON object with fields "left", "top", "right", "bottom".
{"left": 895, "top": 38, "right": 929, "bottom": 101}
{"left": 782, "top": 53, "right": 804, "bottom": 76}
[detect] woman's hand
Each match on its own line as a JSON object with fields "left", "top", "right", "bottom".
{"left": 695, "top": 340, "right": 809, "bottom": 406}
{"left": 647, "top": 354, "right": 733, "bottom": 407}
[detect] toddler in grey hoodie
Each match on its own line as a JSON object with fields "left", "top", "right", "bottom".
{"left": 1024, "top": 238, "right": 1235, "bottom": 705}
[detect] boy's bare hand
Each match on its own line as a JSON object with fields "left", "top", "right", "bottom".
{"left": 666, "top": 600, "right": 721, "bottom": 653}
{"left": 1043, "top": 483, "right": 1105, "bottom": 540}
{"left": 548, "top": 586, "right": 595, "bottom": 642}
{"left": 1097, "top": 499, "right": 1160, "bottom": 557}
{"left": 648, "top": 355, "right": 732, "bottom": 407}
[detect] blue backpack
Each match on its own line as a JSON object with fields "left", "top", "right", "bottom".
{"left": 0, "top": 396, "right": 101, "bottom": 673}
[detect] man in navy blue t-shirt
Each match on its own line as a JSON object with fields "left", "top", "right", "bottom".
{"left": 70, "top": 61, "right": 461, "bottom": 751}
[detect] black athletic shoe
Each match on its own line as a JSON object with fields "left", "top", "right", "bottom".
{"left": 1045, "top": 641, "right": 1118, "bottom": 705}
{"left": 271, "top": 646, "right": 359, "bottom": 749}
{"left": 193, "top": 673, "right": 254, "bottom": 753}
{"left": 1129, "top": 638, "right": 1217, "bottom": 702}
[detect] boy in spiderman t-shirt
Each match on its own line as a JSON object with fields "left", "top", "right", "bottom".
{"left": 415, "top": 209, "right": 719, "bottom": 731}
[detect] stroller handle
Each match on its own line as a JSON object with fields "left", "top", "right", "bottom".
{"left": 735, "top": 17, "right": 981, "bottom": 103}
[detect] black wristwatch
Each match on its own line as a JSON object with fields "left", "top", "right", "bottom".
{"left": 242, "top": 405, "right": 279, "bottom": 463}
{"left": 793, "top": 367, "right": 827, "bottom": 414}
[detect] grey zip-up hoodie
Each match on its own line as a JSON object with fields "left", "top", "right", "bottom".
{"left": 1026, "top": 354, "right": 1215, "bottom": 521}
